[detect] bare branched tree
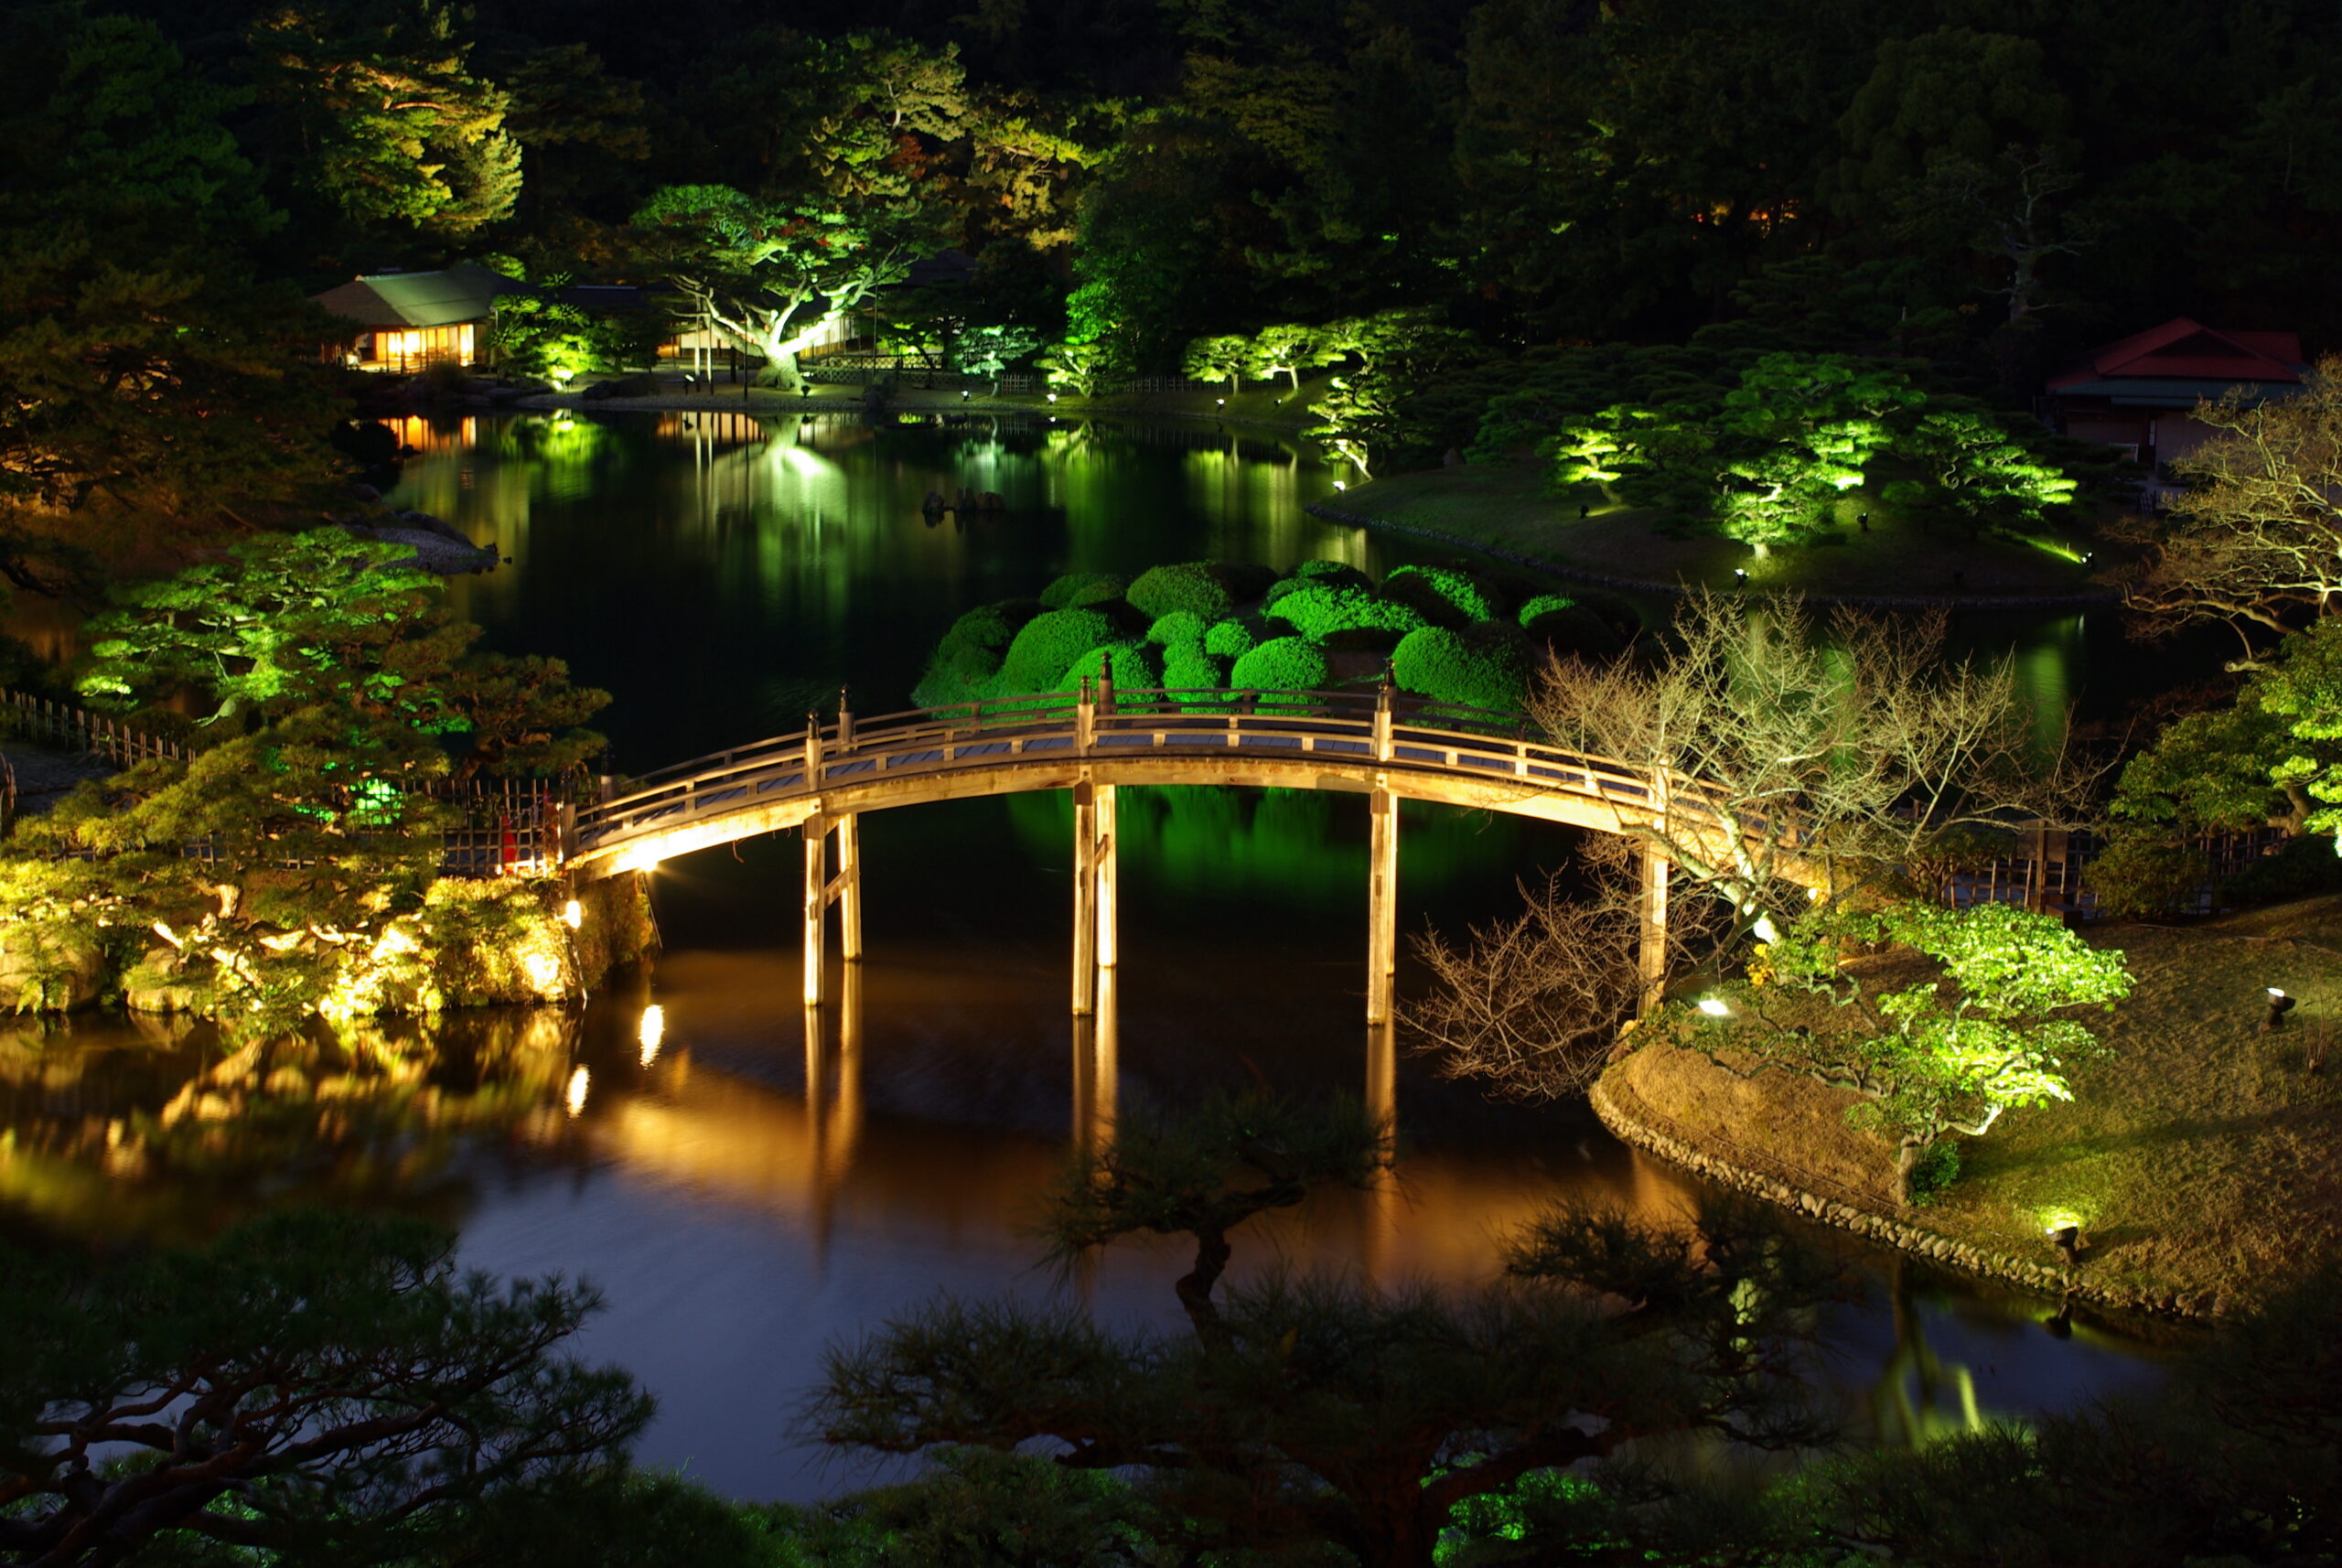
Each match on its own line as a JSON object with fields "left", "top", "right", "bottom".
{"left": 1532, "top": 590, "right": 2089, "bottom": 955}
{"left": 2102, "top": 357, "right": 2342, "bottom": 659}
{"left": 1407, "top": 841, "right": 1724, "bottom": 1101}
{"left": 1408, "top": 592, "right": 2096, "bottom": 1100}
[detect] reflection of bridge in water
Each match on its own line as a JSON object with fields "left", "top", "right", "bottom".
{"left": 566, "top": 683, "right": 1701, "bottom": 1024}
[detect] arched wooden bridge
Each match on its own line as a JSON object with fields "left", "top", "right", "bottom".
{"left": 564, "top": 683, "right": 1692, "bottom": 1023}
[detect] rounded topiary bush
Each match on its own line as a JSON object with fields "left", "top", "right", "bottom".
{"left": 1203, "top": 618, "right": 1256, "bottom": 659}
{"left": 1039, "top": 572, "right": 1129, "bottom": 609}
{"left": 1519, "top": 591, "right": 1626, "bottom": 660}
{"left": 1219, "top": 563, "right": 1279, "bottom": 601}
{"left": 1263, "top": 585, "right": 1426, "bottom": 644}
{"left": 1262, "top": 561, "right": 1372, "bottom": 607}
{"left": 1391, "top": 622, "right": 1532, "bottom": 713}
{"left": 1384, "top": 564, "right": 1497, "bottom": 625}
{"left": 1126, "top": 562, "right": 1235, "bottom": 621}
{"left": 1147, "top": 609, "right": 1209, "bottom": 647}
{"left": 1229, "top": 636, "right": 1330, "bottom": 695}
{"left": 1515, "top": 592, "right": 1577, "bottom": 631}
{"left": 993, "top": 607, "right": 1120, "bottom": 693}
{"left": 1058, "top": 640, "right": 1163, "bottom": 694}
{"left": 1163, "top": 644, "right": 1232, "bottom": 707}
{"left": 913, "top": 599, "right": 1045, "bottom": 706}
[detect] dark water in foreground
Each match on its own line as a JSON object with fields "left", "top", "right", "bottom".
{"left": 0, "top": 412, "right": 2169, "bottom": 1499}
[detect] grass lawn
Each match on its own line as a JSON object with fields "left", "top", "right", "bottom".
{"left": 1327, "top": 461, "right": 2110, "bottom": 604}
{"left": 1606, "top": 895, "right": 2342, "bottom": 1312}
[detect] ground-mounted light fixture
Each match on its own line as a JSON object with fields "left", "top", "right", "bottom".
{"left": 1047, "top": 392, "right": 1058, "bottom": 403}
{"left": 1733, "top": 568, "right": 1749, "bottom": 586}
{"left": 2047, "top": 1222, "right": 2084, "bottom": 1271}
{"left": 1697, "top": 996, "right": 1731, "bottom": 1018}
{"left": 563, "top": 898, "right": 584, "bottom": 930}
{"left": 2263, "top": 987, "right": 2297, "bottom": 1032}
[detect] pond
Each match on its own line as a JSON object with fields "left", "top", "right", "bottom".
{"left": 0, "top": 409, "right": 2169, "bottom": 1501}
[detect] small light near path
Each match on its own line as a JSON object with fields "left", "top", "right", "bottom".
{"left": 562, "top": 898, "right": 584, "bottom": 930}
{"left": 1697, "top": 997, "right": 1731, "bottom": 1017}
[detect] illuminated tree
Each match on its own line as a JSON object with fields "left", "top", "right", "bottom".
{"left": 1542, "top": 405, "right": 1654, "bottom": 505}
{"left": 247, "top": 0, "right": 521, "bottom": 236}
{"left": 1244, "top": 322, "right": 1338, "bottom": 392}
{"left": 1180, "top": 333, "right": 1251, "bottom": 393}
{"left": 1037, "top": 338, "right": 1122, "bottom": 399}
{"left": 0, "top": 1211, "right": 650, "bottom": 1566}
{"left": 1888, "top": 408, "right": 2079, "bottom": 531}
{"left": 0, "top": 7, "right": 338, "bottom": 571}
{"left": 950, "top": 323, "right": 1043, "bottom": 390}
{"left": 1717, "top": 899, "right": 2130, "bottom": 1204}
{"left": 630, "top": 185, "right": 915, "bottom": 391}
{"left": 806, "top": 1094, "right": 1832, "bottom": 1568}
{"left": 2104, "top": 358, "right": 2342, "bottom": 649}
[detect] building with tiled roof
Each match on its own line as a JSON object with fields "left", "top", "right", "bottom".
{"left": 2044, "top": 317, "right": 2308, "bottom": 474}
{"left": 311, "top": 263, "right": 527, "bottom": 371}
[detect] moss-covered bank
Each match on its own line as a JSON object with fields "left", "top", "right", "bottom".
{"left": 1317, "top": 462, "right": 2115, "bottom": 608}
{"left": 1596, "top": 896, "right": 2342, "bottom": 1317}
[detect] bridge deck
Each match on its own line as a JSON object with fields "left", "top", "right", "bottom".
{"left": 568, "top": 689, "right": 1693, "bottom": 877}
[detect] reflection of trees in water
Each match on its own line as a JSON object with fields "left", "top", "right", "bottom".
{"left": 1869, "top": 1259, "right": 1989, "bottom": 1448}
{"left": 0, "top": 1010, "right": 580, "bottom": 1240}
{"left": 1006, "top": 787, "right": 1539, "bottom": 914}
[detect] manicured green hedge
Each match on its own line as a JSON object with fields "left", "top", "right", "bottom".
{"left": 1385, "top": 564, "right": 1498, "bottom": 624}
{"left": 1516, "top": 593, "right": 1577, "bottom": 630}
{"left": 1203, "top": 618, "right": 1256, "bottom": 659}
{"left": 994, "top": 607, "right": 1121, "bottom": 693}
{"left": 1229, "top": 636, "right": 1330, "bottom": 693}
{"left": 1058, "top": 640, "right": 1163, "bottom": 693}
{"left": 1264, "top": 585, "right": 1426, "bottom": 641}
{"left": 1163, "top": 644, "right": 1233, "bottom": 707}
{"left": 1147, "top": 610, "right": 1209, "bottom": 647}
{"left": 1040, "top": 572, "right": 1129, "bottom": 609}
{"left": 1262, "top": 561, "right": 1372, "bottom": 608}
{"left": 1391, "top": 622, "right": 1532, "bottom": 712}
{"left": 1126, "top": 562, "right": 1234, "bottom": 621}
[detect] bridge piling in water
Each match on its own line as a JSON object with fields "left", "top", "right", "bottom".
{"left": 1366, "top": 679, "right": 1399, "bottom": 1025}
{"left": 1070, "top": 777, "right": 1118, "bottom": 1014}
{"left": 801, "top": 702, "right": 867, "bottom": 1006}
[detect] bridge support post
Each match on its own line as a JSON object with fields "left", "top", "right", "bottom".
{"left": 1366, "top": 787, "right": 1399, "bottom": 1024}
{"left": 1095, "top": 784, "right": 1118, "bottom": 972}
{"left": 836, "top": 811, "right": 863, "bottom": 961}
{"left": 1072, "top": 780, "right": 1098, "bottom": 1015}
{"left": 1071, "top": 778, "right": 1118, "bottom": 1013}
{"left": 803, "top": 811, "right": 828, "bottom": 1006}
{"left": 1638, "top": 850, "right": 1670, "bottom": 1017}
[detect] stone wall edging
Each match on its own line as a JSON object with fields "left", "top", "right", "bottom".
{"left": 1587, "top": 1071, "right": 2216, "bottom": 1322}
{"left": 1305, "top": 501, "right": 2121, "bottom": 611}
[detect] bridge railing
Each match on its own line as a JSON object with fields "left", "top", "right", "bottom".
{"left": 571, "top": 687, "right": 1680, "bottom": 854}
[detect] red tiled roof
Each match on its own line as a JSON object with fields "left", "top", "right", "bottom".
{"left": 2048, "top": 317, "right": 2305, "bottom": 388}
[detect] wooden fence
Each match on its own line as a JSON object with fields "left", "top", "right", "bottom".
{"left": 0, "top": 688, "right": 570, "bottom": 878}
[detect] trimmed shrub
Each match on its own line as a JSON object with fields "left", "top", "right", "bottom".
{"left": 914, "top": 600, "right": 1047, "bottom": 706}
{"left": 1126, "top": 562, "right": 1234, "bottom": 621}
{"left": 1039, "top": 572, "right": 1129, "bottom": 609}
{"left": 1057, "top": 640, "right": 1162, "bottom": 694}
{"left": 1229, "top": 636, "right": 1330, "bottom": 695}
{"left": 993, "top": 607, "right": 1120, "bottom": 693}
{"left": 1264, "top": 585, "right": 1426, "bottom": 644}
{"left": 1516, "top": 593, "right": 1577, "bottom": 630}
{"left": 1163, "top": 644, "right": 1232, "bottom": 708}
{"left": 1262, "top": 561, "right": 1371, "bottom": 607}
{"left": 1384, "top": 564, "right": 1497, "bottom": 624}
{"left": 1203, "top": 618, "right": 1257, "bottom": 660}
{"left": 1147, "top": 609, "right": 1209, "bottom": 647}
{"left": 1391, "top": 622, "right": 1531, "bottom": 713}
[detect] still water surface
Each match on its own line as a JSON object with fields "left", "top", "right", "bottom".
{"left": 2, "top": 411, "right": 2166, "bottom": 1499}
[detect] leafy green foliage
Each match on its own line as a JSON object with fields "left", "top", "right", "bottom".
{"left": 994, "top": 607, "right": 1121, "bottom": 693}
{"left": 1730, "top": 899, "right": 2132, "bottom": 1201}
{"left": 1058, "top": 640, "right": 1161, "bottom": 693}
{"left": 248, "top": 0, "right": 521, "bottom": 236}
{"left": 1384, "top": 564, "right": 1499, "bottom": 624}
{"left": 1161, "top": 644, "right": 1230, "bottom": 705}
{"left": 1391, "top": 624, "right": 1531, "bottom": 713}
{"left": 1263, "top": 583, "right": 1425, "bottom": 643}
{"left": 1202, "top": 618, "right": 1256, "bottom": 659}
{"left": 0, "top": 1210, "right": 649, "bottom": 1566}
{"left": 1124, "top": 562, "right": 1233, "bottom": 621}
{"left": 1144, "top": 610, "right": 1207, "bottom": 647}
{"left": 1228, "top": 636, "right": 1330, "bottom": 693}
{"left": 1039, "top": 572, "right": 1129, "bottom": 609}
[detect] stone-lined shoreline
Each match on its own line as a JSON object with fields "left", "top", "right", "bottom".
{"left": 1305, "top": 500, "right": 2122, "bottom": 611}
{"left": 1588, "top": 1069, "right": 2219, "bottom": 1322}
